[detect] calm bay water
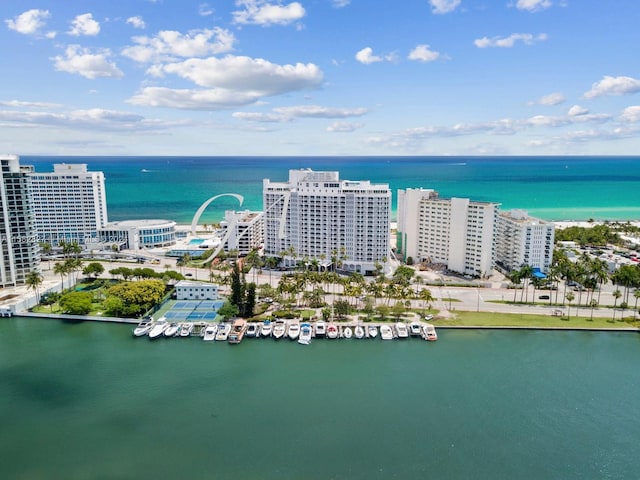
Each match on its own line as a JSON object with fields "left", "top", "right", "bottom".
{"left": 23, "top": 156, "right": 640, "bottom": 223}
{"left": 2, "top": 317, "right": 639, "bottom": 479}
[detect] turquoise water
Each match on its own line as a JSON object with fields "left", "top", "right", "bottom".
{"left": 2, "top": 317, "right": 640, "bottom": 479}
{"left": 23, "top": 156, "right": 640, "bottom": 223}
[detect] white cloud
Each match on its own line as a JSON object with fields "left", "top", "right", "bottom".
{"left": 529, "top": 92, "right": 565, "bottom": 106}
{"left": 53, "top": 45, "right": 123, "bottom": 79}
{"left": 429, "top": 0, "right": 461, "bottom": 14}
{"left": 68, "top": 13, "right": 100, "bottom": 36}
{"left": 233, "top": 111, "right": 284, "bottom": 122}
{"left": 408, "top": 44, "right": 441, "bottom": 63}
{"left": 122, "top": 28, "right": 235, "bottom": 63}
{"left": 0, "top": 100, "right": 63, "bottom": 109}
{"left": 355, "top": 47, "right": 381, "bottom": 64}
{"left": 332, "top": 0, "right": 351, "bottom": 7}
{"left": 126, "top": 16, "right": 146, "bottom": 29}
{"left": 620, "top": 106, "right": 640, "bottom": 123}
{"left": 234, "top": 105, "right": 368, "bottom": 122}
{"left": 199, "top": 3, "right": 215, "bottom": 16}
{"left": 128, "top": 87, "right": 261, "bottom": 110}
{"left": 514, "top": 0, "right": 552, "bottom": 12}
{"left": 327, "top": 121, "right": 363, "bottom": 132}
{"left": 567, "top": 105, "right": 588, "bottom": 116}
{"left": 474, "top": 33, "right": 547, "bottom": 48}
{"left": 583, "top": 75, "right": 640, "bottom": 99}
{"left": 5, "top": 9, "right": 50, "bottom": 36}
{"left": 232, "top": 1, "right": 305, "bottom": 26}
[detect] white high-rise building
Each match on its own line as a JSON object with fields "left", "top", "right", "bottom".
{"left": 221, "top": 210, "right": 264, "bottom": 256}
{"left": 0, "top": 155, "right": 40, "bottom": 287}
{"left": 263, "top": 169, "right": 391, "bottom": 275}
{"left": 28, "top": 163, "right": 108, "bottom": 245}
{"left": 496, "top": 209, "right": 555, "bottom": 273}
{"left": 397, "top": 188, "right": 498, "bottom": 278}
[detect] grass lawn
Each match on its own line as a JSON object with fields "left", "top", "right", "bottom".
{"left": 432, "top": 310, "right": 638, "bottom": 329}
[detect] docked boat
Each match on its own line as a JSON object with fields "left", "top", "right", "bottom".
{"left": 368, "top": 325, "right": 378, "bottom": 338}
{"left": 245, "top": 322, "right": 260, "bottom": 337}
{"left": 409, "top": 322, "right": 423, "bottom": 336}
{"left": 164, "top": 322, "right": 180, "bottom": 337}
{"left": 179, "top": 322, "right": 193, "bottom": 337}
{"left": 228, "top": 319, "right": 247, "bottom": 344}
{"left": 327, "top": 323, "right": 339, "bottom": 339}
{"left": 395, "top": 322, "right": 409, "bottom": 339}
{"left": 354, "top": 325, "right": 365, "bottom": 339}
{"left": 148, "top": 318, "right": 168, "bottom": 339}
{"left": 202, "top": 324, "right": 218, "bottom": 341}
{"left": 380, "top": 324, "right": 394, "bottom": 340}
{"left": 272, "top": 320, "right": 286, "bottom": 340}
{"left": 133, "top": 316, "right": 153, "bottom": 337}
{"left": 261, "top": 320, "right": 273, "bottom": 337}
{"left": 314, "top": 320, "right": 326, "bottom": 337}
{"left": 287, "top": 321, "right": 300, "bottom": 340}
{"left": 298, "top": 322, "right": 312, "bottom": 345}
{"left": 215, "top": 323, "right": 230, "bottom": 341}
{"left": 343, "top": 326, "right": 353, "bottom": 339}
{"left": 424, "top": 323, "right": 438, "bottom": 341}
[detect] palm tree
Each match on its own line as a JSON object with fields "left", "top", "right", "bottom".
{"left": 565, "top": 291, "right": 575, "bottom": 320}
{"left": 633, "top": 289, "right": 640, "bottom": 320}
{"left": 25, "top": 270, "right": 44, "bottom": 303}
{"left": 612, "top": 289, "right": 622, "bottom": 322}
{"left": 39, "top": 242, "right": 53, "bottom": 270}
{"left": 53, "top": 262, "right": 68, "bottom": 289}
{"left": 589, "top": 299, "right": 598, "bottom": 321}
{"left": 519, "top": 264, "right": 534, "bottom": 303}
{"left": 419, "top": 288, "right": 434, "bottom": 316}
{"left": 507, "top": 270, "right": 521, "bottom": 303}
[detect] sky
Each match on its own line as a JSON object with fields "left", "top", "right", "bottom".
{"left": 1, "top": 0, "right": 639, "bottom": 156}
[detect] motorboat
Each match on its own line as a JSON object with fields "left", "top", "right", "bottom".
{"left": 424, "top": 323, "right": 438, "bottom": 341}
{"left": 148, "top": 317, "right": 168, "bottom": 339}
{"left": 202, "top": 324, "right": 218, "bottom": 341}
{"left": 409, "top": 322, "right": 423, "bottom": 336}
{"left": 245, "top": 322, "right": 260, "bottom": 337}
{"left": 179, "top": 322, "right": 193, "bottom": 337}
{"left": 380, "top": 324, "right": 394, "bottom": 340}
{"left": 133, "top": 316, "right": 153, "bottom": 337}
{"left": 327, "top": 323, "right": 339, "bottom": 339}
{"left": 343, "top": 326, "right": 353, "bottom": 339}
{"left": 164, "top": 322, "right": 180, "bottom": 337}
{"left": 228, "top": 319, "right": 247, "bottom": 344}
{"left": 314, "top": 320, "right": 326, "bottom": 337}
{"left": 298, "top": 322, "right": 312, "bottom": 345}
{"left": 395, "top": 322, "right": 409, "bottom": 339}
{"left": 272, "top": 320, "right": 286, "bottom": 340}
{"left": 287, "top": 321, "right": 300, "bottom": 340}
{"left": 368, "top": 325, "right": 378, "bottom": 338}
{"left": 354, "top": 325, "right": 365, "bottom": 339}
{"left": 215, "top": 323, "right": 230, "bottom": 341}
{"left": 261, "top": 320, "right": 273, "bottom": 337}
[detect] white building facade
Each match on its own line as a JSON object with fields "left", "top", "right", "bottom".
{"left": 263, "top": 169, "right": 391, "bottom": 275}
{"left": 28, "top": 163, "right": 108, "bottom": 245}
{"left": 221, "top": 210, "right": 264, "bottom": 256}
{"left": 397, "top": 188, "right": 498, "bottom": 277}
{"left": 99, "top": 220, "right": 176, "bottom": 250}
{"left": 0, "top": 155, "right": 40, "bottom": 287}
{"left": 496, "top": 209, "right": 555, "bottom": 273}
{"left": 175, "top": 280, "right": 218, "bottom": 300}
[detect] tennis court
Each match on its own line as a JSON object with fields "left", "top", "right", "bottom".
{"left": 163, "top": 299, "right": 223, "bottom": 322}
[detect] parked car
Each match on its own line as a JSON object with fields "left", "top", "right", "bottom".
{"left": 539, "top": 295, "right": 550, "bottom": 300}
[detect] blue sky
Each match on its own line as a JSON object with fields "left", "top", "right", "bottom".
{"left": 1, "top": 0, "right": 639, "bottom": 156}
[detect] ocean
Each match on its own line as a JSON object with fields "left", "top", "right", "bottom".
{"left": 22, "top": 156, "right": 640, "bottom": 223}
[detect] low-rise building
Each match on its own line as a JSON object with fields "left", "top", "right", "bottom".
{"left": 98, "top": 219, "right": 176, "bottom": 250}
{"left": 175, "top": 280, "right": 218, "bottom": 300}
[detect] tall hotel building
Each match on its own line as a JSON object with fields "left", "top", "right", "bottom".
{"left": 496, "top": 209, "right": 555, "bottom": 273}
{"left": 0, "top": 155, "right": 40, "bottom": 287}
{"left": 28, "top": 163, "right": 108, "bottom": 245}
{"left": 397, "top": 188, "right": 498, "bottom": 278}
{"left": 263, "top": 169, "right": 391, "bottom": 275}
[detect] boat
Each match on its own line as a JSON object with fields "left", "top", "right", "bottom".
{"left": 409, "top": 322, "right": 423, "bottom": 336}
{"left": 368, "top": 325, "right": 378, "bottom": 338}
{"left": 298, "top": 322, "right": 312, "bottom": 345}
{"left": 245, "top": 322, "right": 260, "bottom": 337}
{"left": 133, "top": 316, "right": 153, "bottom": 337}
{"left": 179, "top": 322, "right": 193, "bottom": 337}
{"left": 287, "top": 321, "right": 300, "bottom": 340}
{"left": 354, "top": 325, "right": 365, "bottom": 339}
{"left": 148, "top": 317, "right": 168, "bottom": 339}
{"left": 343, "top": 326, "right": 353, "bottom": 339}
{"left": 164, "top": 322, "right": 180, "bottom": 337}
{"left": 380, "top": 324, "right": 394, "bottom": 340}
{"left": 395, "top": 322, "right": 409, "bottom": 339}
{"left": 228, "top": 319, "right": 247, "bottom": 344}
{"left": 314, "top": 320, "right": 326, "bottom": 337}
{"left": 202, "top": 324, "right": 218, "bottom": 341}
{"left": 327, "top": 323, "right": 339, "bottom": 339}
{"left": 261, "top": 320, "right": 273, "bottom": 337}
{"left": 215, "top": 323, "right": 230, "bottom": 341}
{"left": 424, "top": 323, "right": 438, "bottom": 341}
{"left": 272, "top": 320, "right": 286, "bottom": 340}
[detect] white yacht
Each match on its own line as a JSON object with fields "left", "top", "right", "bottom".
{"left": 261, "top": 320, "right": 273, "bottom": 337}
{"left": 314, "top": 320, "right": 326, "bottom": 337}
{"left": 298, "top": 323, "right": 312, "bottom": 345}
{"left": 202, "top": 324, "right": 218, "bottom": 341}
{"left": 164, "top": 322, "right": 180, "bottom": 337}
{"left": 148, "top": 318, "right": 168, "bottom": 339}
{"left": 354, "top": 325, "right": 365, "bottom": 339}
{"left": 246, "top": 322, "right": 260, "bottom": 337}
{"left": 343, "top": 326, "right": 353, "bottom": 339}
{"left": 287, "top": 321, "right": 300, "bottom": 340}
{"left": 395, "top": 322, "right": 409, "bottom": 339}
{"left": 424, "top": 323, "right": 438, "bottom": 341}
{"left": 380, "top": 324, "right": 394, "bottom": 340}
{"left": 272, "top": 320, "right": 286, "bottom": 340}
{"left": 179, "top": 323, "right": 193, "bottom": 337}
{"left": 133, "top": 316, "right": 153, "bottom": 337}
{"left": 409, "top": 322, "right": 423, "bottom": 336}
{"left": 215, "top": 323, "right": 230, "bottom": 341}
{"left": 326, "top": 323, "right": 339, "bottom": 339}
{"left": 368, "top": 325, "right": 378, "bottom": 338}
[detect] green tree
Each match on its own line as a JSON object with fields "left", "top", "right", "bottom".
{"left": 25, "top": 270, "right": 44, "bottom": 303}
{"left": 333, "top": 299, "right": 351, "bottom": 320}
{"left": 53, "top": 261, "right": 68, "bottom": 289}
{"left": 83, "top": 262, "right": 105, "bottom": 279}
{"left": 392, "top": 301, "right": 406, "bottom": 320}
{"left": 612, "top": 289, "right": 622, "bottom": 322}
{"left": 106, "top": 279, "right": 166, "bottom": 317}
{"left": 59, "top": 291, "right": 93, "bottom": 315}
{"left": 245, "top": 283, "right": 256, "bottom": 318}
{"left": 102, "top": 296, "right": 125, "bottom": 317}
{"left": 39, "top": 242, "right": 53, "bottom": 270}
{"left": 218, "top": 300, "right": 239, "bottom": 319}
{"left": 565, "top": 291, "right": 575, "bottom": 320}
